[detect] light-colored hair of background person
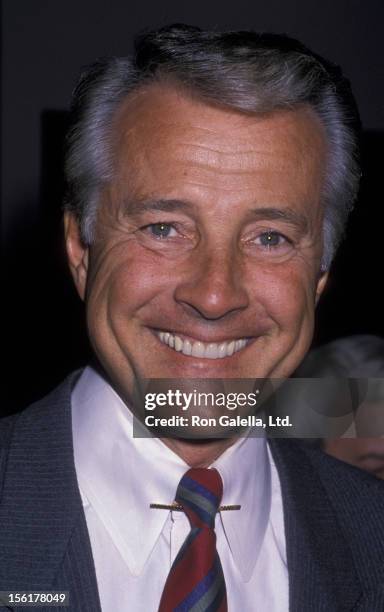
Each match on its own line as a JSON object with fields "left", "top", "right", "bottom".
{"left": 295, "top": 335, "right": 384, "bottom": 377}
{"left": 295, "top": 335, "right": 384, "bottom": 404}
{"left": 64, "top": 24, "right": 362, "bottom": 271}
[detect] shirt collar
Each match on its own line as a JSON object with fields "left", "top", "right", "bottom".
{"left": 72, "top": 366, "right": 271, "bottom": 580}
{"left": 212, "top": 433, "right": 271, "bottom": 581}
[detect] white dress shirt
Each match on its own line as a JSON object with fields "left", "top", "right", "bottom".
{"left": 72, "top": 367, "right": 288, "bottom": 611}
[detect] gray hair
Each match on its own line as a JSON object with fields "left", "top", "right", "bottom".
{"left": 64, "top": 24, "right": 361, "bottom": 270}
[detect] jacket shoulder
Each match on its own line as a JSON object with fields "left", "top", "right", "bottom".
{"left": 0, "top": 412, "right": 18, "bottom": 444}
{"left": 270, "top": 438, "right": 384, "bottom": 592}
{"left": 0, "top": 371, "right": 82, "bottom": 488}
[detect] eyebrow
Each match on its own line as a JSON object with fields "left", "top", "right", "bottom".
{"left": 123, "top": 199, "right": 196, "bottom": 216}
{"left": 247, "top": 207, "right": 309, "bottom": 233}
{"left": 123, "top": 199, "right": 309, "bottom": 232}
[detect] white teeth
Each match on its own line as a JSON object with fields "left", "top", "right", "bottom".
{"left": 192, "top": 341, "right": 205, "bottom": 358}
{"left": 182, "top": 340, "right": 192, "bottom": 356}
{"left": 156, "top": 332, "right": 249, "bottom": 359}
{"left": 227, "top": 340, "right": 235, "bottom": 356}
{"left": 174, "top": 336, "right": 183, "bottom": 352}
{"left": 206, "top": 343, "right": 219, "bottom": 359}
{"left": 234, "top": 339, "right": 247, "bottom": 352}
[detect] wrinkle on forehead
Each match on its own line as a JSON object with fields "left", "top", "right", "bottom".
{"left": 109, "top": 84, "right": 327, "bottom": 222}
{"left": 113, "top": 83, "right": 326, "bottom": 160}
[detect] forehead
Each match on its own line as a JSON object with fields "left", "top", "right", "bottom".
{"left": 110, "top": 84, "right": 327, "bottom": 205}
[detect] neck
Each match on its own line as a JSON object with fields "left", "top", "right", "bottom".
{"left": 160, "top": 436, "right": 237, "bottom": 467}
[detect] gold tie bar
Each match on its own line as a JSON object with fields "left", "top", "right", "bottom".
{"left": 150, "top": 502, "right": 241, "bottom": 511}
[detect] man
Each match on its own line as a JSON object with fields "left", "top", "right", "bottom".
{"left": 1, "top": 24, "right": 383, "bottom": 612}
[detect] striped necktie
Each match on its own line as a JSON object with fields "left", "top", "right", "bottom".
{"left": 158, "top": 467, "right": 228, "bottom": 612}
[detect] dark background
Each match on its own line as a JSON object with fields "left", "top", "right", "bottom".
{"left": 2, "top": 0, "right": 384, "bottom": 415}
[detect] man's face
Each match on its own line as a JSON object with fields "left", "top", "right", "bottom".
{"left": 66, "top": 85, "right": 328, "bottom": 402}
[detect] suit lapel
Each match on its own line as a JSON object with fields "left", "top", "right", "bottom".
{"left": 0, "top": 373, "right": 101, "bottom": 611}
{"left": 269, "top": 439, "right": 363, "bottom": 611}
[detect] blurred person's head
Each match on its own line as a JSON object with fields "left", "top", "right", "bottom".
{"left": 296, "top": 335, "right": 384, "bottom": 478}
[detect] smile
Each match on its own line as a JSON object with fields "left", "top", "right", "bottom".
{"left": 155, "top": 331, "right": 249, "bottom": 359}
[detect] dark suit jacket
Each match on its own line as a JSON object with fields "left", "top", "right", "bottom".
{"left": 0, "top": 372, "right": 383, "bottom": 611}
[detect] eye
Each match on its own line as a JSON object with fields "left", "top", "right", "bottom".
{"left": 255, "top": 231, "right": 288, "bottom": 248}
{"left": 144, "top": 223, "right": 178, "bottom": 239}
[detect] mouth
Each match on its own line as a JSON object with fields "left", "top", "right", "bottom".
{"left": 154, "top": 330, "right": 251, "bottom": 360}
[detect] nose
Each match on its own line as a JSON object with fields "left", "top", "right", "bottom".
{"left": 174, "top": 247, "right": 250, "bottom": 320}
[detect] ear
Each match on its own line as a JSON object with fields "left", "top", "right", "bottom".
{"left": 64, "top": 212, "right": 89, "bottom": 301}
{"left": 315, "top": 269, "right": 329, "bottom": 306}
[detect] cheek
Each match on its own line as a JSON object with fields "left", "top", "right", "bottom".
{"left": 87, "top": 245, "right": 175, "bottom": 322}
{"left": 248, "top": 262, "right": 316, "bottom": 330}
